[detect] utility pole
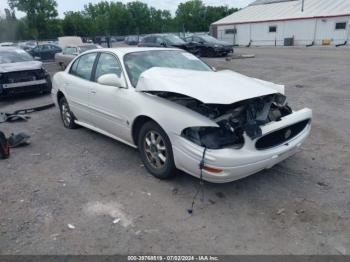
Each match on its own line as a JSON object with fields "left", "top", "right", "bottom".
{"left": 301, "top": 0, "right": 305, "bottom": 12}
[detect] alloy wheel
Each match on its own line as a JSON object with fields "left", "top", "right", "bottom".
{"left": 143, "top": 130, "right": 168, "bottom": 169}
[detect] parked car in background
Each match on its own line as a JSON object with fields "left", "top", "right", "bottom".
{"left": 18, "top": 41, "right": 37, "bottom": 52}
{"left": 28, "top": 44, "right": 62, "bottom": 61}
{"left": 52, "top": 47, "right": 312, "bottom": 183}
{"left": 0, "top": 47, "right": 51, "bottom": 97}
{"left": 124, "top": 35, "right": 140, "bottom": 45}
{"left": 184, "top": 35, "right": 233, "bottom": 57}
{"left": 139, "top": 34, "right": 198, "bottom": 54}
{"left": 55, "top": 44, "right": 102, "bottom": 69}
{"left": 0, "top": 42, "right": 14, "bottom": 47}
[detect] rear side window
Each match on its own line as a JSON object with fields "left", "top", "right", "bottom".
{"left": 94, "top": 53, "right": 122, "bottom": 81}
{"left": 70, "top": 53, "right": 97, "bottom": 81}
{"left": 144, "top": 36, "right": 155, "bottom": 43}
{"left": 63, "top": 47, "right": 77, "bottom": 55}
{"left": 42, "top": 45, "right": 51, "bottom": 50}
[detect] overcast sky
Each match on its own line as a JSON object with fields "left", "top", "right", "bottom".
{"left": 0, "top": 0, "right": 254, "bottom": 18}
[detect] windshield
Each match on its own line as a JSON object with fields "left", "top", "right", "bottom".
{"left": 128, "top": 36, "right": 139, "bottom": 41}
{"left": 200, "top": 35, "right": 225, "bottom": 44}
{"left": 164, "top": 35, "right": 186, "bottom": 45}
{"left": 0, "top": 49, "right": 34, "bottom": 64}
{"left": 124, "top": 50, "right": 212, "bottom": 87}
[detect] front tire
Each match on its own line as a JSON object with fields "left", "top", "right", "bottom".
{"left": 138, "top": 121, "right": 176, "bottom": 179}
{"left": 59, "top": 97, "right": 78, "bottom": 129}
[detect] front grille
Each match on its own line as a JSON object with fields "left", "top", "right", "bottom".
{"left": 256, "top": 119, "right": 310, "bottom": 150}
{"left": 0, "top": 83, "right": 49, "bottom": 97}
{"left": 4, "top": 70, "right": 45, "bottom": 84}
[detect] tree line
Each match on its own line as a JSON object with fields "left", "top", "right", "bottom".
{"left": 0, "top": 0, "right": 238, "bottom": 42}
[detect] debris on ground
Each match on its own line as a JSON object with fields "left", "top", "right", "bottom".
{"left": 8, "top": 133, "right": 31, "bottom": 148}
{"left": 0, "top": 103, "right": 55, "bottom": 124}
{"left": 30, "top": 153, "right": 41, "bottom": 156}
{"left": 334, "top": 245, "right": 347, "bottom": 255}
{"left": 67, "top": 224, "right": 75, "bottom": 230}
{"left": 215, "top": 192, "right": 225, "bottom": 199}
{"left": 208, "top": 199, "right": 216, "bottom": 205}
{"left": 113, "top": 218, "right": 121, "bottom": 224}
{"left": 295, "top": 209, "right": 305, "bottom": 215}
{"left": 317, "top": 182, "right": 328, "bottom": 187}
{"left": 277, "top": 208, "right": 286, "bottom": 215}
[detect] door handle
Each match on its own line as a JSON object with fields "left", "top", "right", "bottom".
{"left": 91, "top": 90, "right": 96, "bottom": 94}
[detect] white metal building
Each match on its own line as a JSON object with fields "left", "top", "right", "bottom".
{"left": 211, "top": 0, "right": 350, "bottom": 46}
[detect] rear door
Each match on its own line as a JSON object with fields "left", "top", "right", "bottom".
{"left": 63, "top": 52, "right": 98, "bottom": 125}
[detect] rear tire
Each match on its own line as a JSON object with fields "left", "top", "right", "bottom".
{"left": 59, "top": 97, "right": 78, "bottom": 129}
{"left": 138, "top": 121, "right": 176, "bottom": 179}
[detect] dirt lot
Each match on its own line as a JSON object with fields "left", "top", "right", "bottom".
{"left": 0, "top": 47, "right": 349, "bottom": 255}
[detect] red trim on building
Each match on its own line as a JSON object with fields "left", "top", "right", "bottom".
{"left": 213, "top": 13, "right": 350, "bottom": 26}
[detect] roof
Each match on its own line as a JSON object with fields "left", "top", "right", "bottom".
{"left": 0, "top": 47, "right": 21, "bottom": 51}
{"left": 212, "top": 0, "right": 350, "bottom": 25}
{"left": 85, "top": 47, "right": 181, "bottom": 56}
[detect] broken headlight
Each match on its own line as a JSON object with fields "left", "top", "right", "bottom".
{"left": 181, "top": 126, "right": 244, "bottom": 150}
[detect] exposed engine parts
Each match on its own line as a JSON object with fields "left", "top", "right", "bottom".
{"left": 154, "top": 92, "right": 293, "bottom": 149}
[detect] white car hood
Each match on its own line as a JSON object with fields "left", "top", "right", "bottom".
{"left": 136, "top": 67, "right": 284, "bottom": 104}
{"left": 0, "top": 61, "right": 42, "bottom": 73}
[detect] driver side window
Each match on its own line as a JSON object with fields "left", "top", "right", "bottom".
{"left": 70, "top": 52, "right": 97, "bottom": 80}
{"left": 94, "top": 53, "right": 122, "bottom": 82}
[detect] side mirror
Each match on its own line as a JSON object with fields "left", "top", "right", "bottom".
{"left": 160, "top": 42, "right": 167, "bottom": 47}
{"left": 34, "top": 56, "right": 41, "bottom": 61}
{"left": 97, "top": 74, "right": 126, "bottom": 88}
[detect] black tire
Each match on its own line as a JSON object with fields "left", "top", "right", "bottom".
{"left": 59, "top": 97, "right": 78, "bottom": 129}
{"left": 138, "top": 121, "right": 176, "bottom": 179}
{"left": 207, "top": 48, "right": 216, "bottom": 57}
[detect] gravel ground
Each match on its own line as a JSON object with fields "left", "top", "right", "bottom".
{"left": 0, "top": 47, "right": 349, "bottom": 255}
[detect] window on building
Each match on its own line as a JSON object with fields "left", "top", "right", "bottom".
{"left": 269, "top": 26, "right": 277, "bottom": 33}
{"left": 225, "top": 29, "right": 237, "bottom": 34}
{"left": 335, "top": 22, "right": 347, "bottom": 30}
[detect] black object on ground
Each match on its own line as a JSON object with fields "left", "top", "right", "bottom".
{"left": 0, "top": 103, "right": 55, "bottom": 123}
{"left": 7, "top": 133, "right": 31, "bottom": 148}
{"left": 0, "top": 131, "right": 10, "bottom": 159}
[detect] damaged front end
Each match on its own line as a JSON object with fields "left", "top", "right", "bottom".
{"left": 154, "top": 92, "right": 293, "bottom": 149}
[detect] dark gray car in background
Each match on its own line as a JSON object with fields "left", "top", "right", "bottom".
{"left": 0, "top": 47, "right": 51, "bottom": 98}
{"left": 184, "top": 35, "right": 233, "bottom": 57}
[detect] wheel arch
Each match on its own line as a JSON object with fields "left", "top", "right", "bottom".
{"left": 57, "top": 90, "right": 65, "bottom": 103}
{"left": 131, "top": 115, "right": 161, "bottom": 146}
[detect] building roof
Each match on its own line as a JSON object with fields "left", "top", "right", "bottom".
{"left": 212, "top": 0, "right": 350, "bottom": 25}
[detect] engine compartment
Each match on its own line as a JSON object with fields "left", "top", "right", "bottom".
{"left": 153, "top": 92, "right": 293, "bottom": 149}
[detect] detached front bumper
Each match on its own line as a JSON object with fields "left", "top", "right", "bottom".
{"left": 172, "top": 108, "right": 312, "bottom": 183}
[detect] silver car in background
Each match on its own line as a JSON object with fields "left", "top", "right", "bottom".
{"left": 55, "top": 44, "right": 102, "bottom": 69}
{"left": 52, "top": 47, "right": 312, "bottom": 183}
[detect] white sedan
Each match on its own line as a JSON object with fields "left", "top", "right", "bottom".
{"left": 52, "top": 47, "right": 312, "bottom": 183}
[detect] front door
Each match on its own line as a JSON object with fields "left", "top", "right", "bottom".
{"left": 89, "top": 53, "right": 132, "bottom": 142}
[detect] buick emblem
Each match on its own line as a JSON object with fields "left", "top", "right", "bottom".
{"left": 284, "top": 129, "right": 292, "bottom": 139}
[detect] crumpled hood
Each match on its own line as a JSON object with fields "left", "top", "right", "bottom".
{"left": 0, "top": 61, "right": 42, "bottom": 73}
{"left": 136, "top": 67, "right": 284, "bottom": 104}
